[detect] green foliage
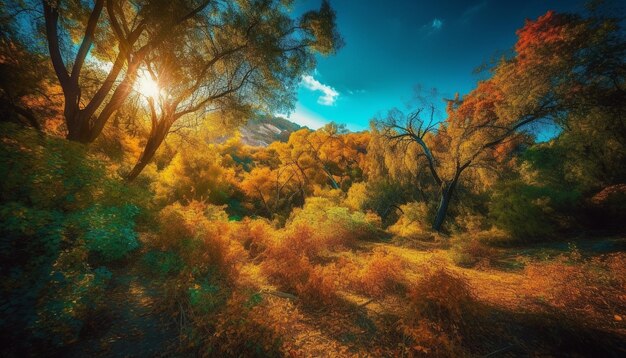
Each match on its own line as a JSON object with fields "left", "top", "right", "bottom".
{"left": 0, "top": 124, "right": 141, "bottom": 350}
{"left": 74, "top": 204, "right": 140, "bottom": 261}
{"left": 142, "top": 250, "right": 184, "bottom": 276}
{"left": 35, "top": 262, "right": 112, "bottom": 347}
{"left": 352, "top": 180, "right": 412, "bottom": 226}
{"left": 489, "top": 180, "right": 581, "bottom": 242}
{"left": 0, "top": 202, "right": 63, "bottom": 344}
{"left": 188, "top": 279, "right": 223, "bottom": 314}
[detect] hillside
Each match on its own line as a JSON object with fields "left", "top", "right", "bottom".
{"left": 239, "top": 116, "right": 304, "bottom": 147}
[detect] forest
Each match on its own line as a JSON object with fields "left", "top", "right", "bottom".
{"left": 1, "top": 0, "right": 625, "bottom": 356}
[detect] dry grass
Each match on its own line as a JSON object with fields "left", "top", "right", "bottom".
{"left": 149, "top": 205, "right": 626, "bottom": 356}
{"left": 523, "top": 250, "right": 626, "bottom": 326}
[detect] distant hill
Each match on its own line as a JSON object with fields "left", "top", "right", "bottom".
{"left": 238, "top": 115, "right": 304, "bottom": 147}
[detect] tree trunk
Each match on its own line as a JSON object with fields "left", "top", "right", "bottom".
{"left": 65, "top": 111, "right": 94, "bottom": 143}
{"left": 432, "top": 176, "right": 459, "bottom": 232}
{"left": 126, "top": 120, "right": 170, "bottom": 181}
{"left": 322, "top": 167, "right": 340, "bottom": 189}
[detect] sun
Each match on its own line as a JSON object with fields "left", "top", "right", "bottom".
{"left": 136, "top": 71, "right": 160, "bottom": 100}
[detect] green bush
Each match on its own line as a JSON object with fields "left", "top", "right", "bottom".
{"left": 142, "top": 250, "right": 184, "bottom": 276}
{"left": 73, "top": 204, "right": 140, "bottom": 262}
{"left": 0, "top": 124, "right": 141, "bottom": 351}
{"left": 489, "top": 180, "right": 580, "bottom": 243}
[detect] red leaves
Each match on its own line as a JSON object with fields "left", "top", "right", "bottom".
{"left": 515, "top": 10, "right": 582, "bottom": 68}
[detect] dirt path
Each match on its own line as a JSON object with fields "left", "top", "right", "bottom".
{"left": 65, "top": 267, "right": 179, "bottom": 358}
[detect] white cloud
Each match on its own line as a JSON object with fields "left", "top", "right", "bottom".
{"left": 461, "top": 1, "right": 487, "bottom": 23}
{"left": 431, "top": 18, "right": 443, "bottom": 30}
{"left": 301, "top": 74, "right": 339, "bottom": 106}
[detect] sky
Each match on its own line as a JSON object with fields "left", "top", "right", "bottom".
{"left": 282, "top": 0, "right": 588, "bottom": 132}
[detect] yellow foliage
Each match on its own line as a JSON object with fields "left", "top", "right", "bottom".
{"left": 388, "top": 201, "right": 432, "bottom": 239}
{"left": 231, "top": 218, "right": 276, "bottom": 260}
{"left": 155, "top": 201, "right": 243, "bottom": 279}
{"left": 153, "top": 144, "right": 237, "bottom": 205}
{"left": 344, "top": 182, "right": 368, "bottom": 211}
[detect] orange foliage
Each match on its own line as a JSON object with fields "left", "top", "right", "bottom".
{"left": 399, "top": 266, "right": 476, "bottom": 356}
{"left": 352, "top": 249, "right": 406, "bottom": 298}
{"left": 232, "top": 218, "right": 276, "bottom": 260}
{"left": 261, "top": 224, "right": 339, "bottom": 305}
{"left": 515, "top": 11, "right": 580, "bottom": 66}
{"left": 209, "top": 292, "right": 304, "bottom": 356}
{"left": 524, "top": 251, "right": 626, "bottom": 322}
{"left": 155, "top": 201, "right": 244, "bottom": 279}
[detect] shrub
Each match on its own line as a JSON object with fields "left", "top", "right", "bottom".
{"left": 296, "top": 264, "right": 339, "bottom": 305}
{"left": 142, "top": 250, "right": 184, "bottom": 276}
{"left": 524, "top": 250, "right": 626, "bottom": 322}
{"left": 357, "top": 249, "right": 407, "bottom": 297}
{"left": 206, "top": 292, "right": 304, "bottom": 356}
{"left": 231, "top": 218, "right": 277, "bottom": 260}
{"left": 399, "top": 266, "right": 476, "bottom": 356}
{"left": 72, "top": 204, "right": 140, "bottom": 262}
{"left": 155, "top": 201, "right": 242, "bottom": 279}
{"left": 450, "top": 236, "right": 497, "bottom": 268}
{"left": 0, "top": 124, "right": 141, "bottom": 352}
{"left": 470, "top": 227, "right": 514, "bottom": 247}
{"left": 151, "top": 202, "right": 252, "bottom": 354}
{"left": 453, "top": 211, "right": 489, "bottom": 234}
{"left": 287, "top": 196, "right": 378, "bottom": 246}
{"left": 344, "top": 181, "right": 368, "bottom": 211}
{"left": 0, "top": 202, "right": 63, "bottom": 348}
{"left": 388, "top": 201, "right": 432, "bottom": 239}
{"left": 261, "top": 224, "right": 339, "bottom": 304}
{"left": 34, "top": 257, "right": 112, "bottom": 347}
{"left": 261, "top": 220, "right": 346, "bottom": 305}
{"left": 489, "top": 180, "right": 580, "bottom": 242}
{"left": 407, "top": 267, "right": 475, "bottom": 327}
{"left": 152, "top": 142, "right": 238, "bottom": 206}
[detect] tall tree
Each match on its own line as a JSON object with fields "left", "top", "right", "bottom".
{"left": 41, "top": 0, "right": 213, "bottom": 143}
{"left": 380, "top": 9, "right": 624, "bottom": 231}
{"left": 125, "top": 0, "right": 342, "bottom": 180}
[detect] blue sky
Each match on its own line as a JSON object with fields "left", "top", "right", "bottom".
{"left": 283, "top": 0, "right": 586, "bottom": 131}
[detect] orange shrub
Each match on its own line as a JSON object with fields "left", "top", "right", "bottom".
{"left": 206, "top": 292, "right": 304, "bottom": 356}
{"left": 450, "top": 236, "right": 498, "bottom": 268}
{"left": 230, "top": 218, "right": 276, "bottom": 260}
{"left": 296, "top": 264, "right": 340, "bottom": 305}
{"left": 407, "top": 267, "right": 475, "bottom": 328}
{"left": 398, "top": 265, "right": 476, "bottom": 356}
{"left": 524, "top": 251, "right": 626, "bottom": 322}
{"left": 154, "top": 201, "right": 244, "bottom": 280}
{"left": 357, "top": 249, "right": 407, "bottom": 297}
{"left": 261, "top": 224, "right": 340, "bottom": 305}
{"left": 397, "top": 320, "right": 460, "bottom": 357}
